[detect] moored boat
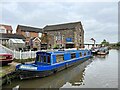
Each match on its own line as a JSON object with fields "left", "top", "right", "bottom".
{"left": 97, "top": 47, "right": 109, "bottom": 55}
{"left": 16, "top": 49, "right": 92, "bottom": 79}
{"left": 91, "top": 47, "right": 99, "bottom": 55}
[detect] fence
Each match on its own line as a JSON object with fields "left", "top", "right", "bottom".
{"left": 0, "top": 44, "right": 37, "bottom": 59}
{"left": 13, "top": 50, "right": 37, "bottom": 59}
{"left": 0, "top": 44, "right": 86, "bottom": 59}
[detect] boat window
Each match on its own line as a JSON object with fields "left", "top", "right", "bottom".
{"left": 71, "top": 53, "right": 76, "bottom": 59}
{"left": 88, "top": 51, "right": 90, "bottom": 55}
{"left": 43, "top": 56, "right": 46, "bottom": 63}
{"left": 37, "top": 54, "right": 41, "bottom": 62}
{"left": 47, "top": 56, "right": 50, "bottom": 64}
{"left": 56, "top": 54, "right": 64, "bottom": 63}
{"left": 84, "top": 52, "right": 86, "bottom": 56}
{"left": 79, "top": 52, "right": 82, "bottom": 57}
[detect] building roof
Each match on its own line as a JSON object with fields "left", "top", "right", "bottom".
{"left": 0, "top": 33, "right": 26, "bottom": 40}
{"left": 43, "top": 21, "right": 81, "bottom": 31}
{"left": 17, "top": 25, "right": 43, "bottom": 33}
{"left": 0, "top": 24, "right": 13, "bottom": 31}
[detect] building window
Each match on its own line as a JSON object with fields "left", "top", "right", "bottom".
{"left": 39, "top": 33, "right": 42, "bottom": 37}
{"left": 8, "top": 30, "right": 11, "bottom": 33}
{"left": 26, "top": 32, "right": 30, "bottom": 37}
{"left": 0, "top": 29, "right": 6, "bottom": 33}
{"left": 71, "top": 53, "right": 76, "bottom": 59}
{"left": 56, "top": 54, "right": 64, "bottom": 63}
{"left": 80, "top": 40, "right": 81, "bottom": 42}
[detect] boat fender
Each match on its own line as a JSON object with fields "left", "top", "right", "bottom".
{"left": 65, "top": 63, "right": 69, "bottom": 68}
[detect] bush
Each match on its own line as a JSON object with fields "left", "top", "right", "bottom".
{"left": 53, "top": 44, "right": 59, "bottom": 49}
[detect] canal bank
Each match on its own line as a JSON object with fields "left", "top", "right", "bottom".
{"left": 2, "top": 49, "right": 118, "bottom": 89}
{"left": 1, "top": 61, "right": 34, "bottom": 86}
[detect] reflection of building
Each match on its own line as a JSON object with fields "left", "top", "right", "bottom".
{"left": 43, "top": 21, "right": 84, "bottom": 48}
{"left": 16, "top": 25, "right": 43, "bottom": 49}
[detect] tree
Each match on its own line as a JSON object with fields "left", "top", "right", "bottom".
{"left": 117, "top": 42, "right": 120, "bottom": 46}
{"left": 101, "top": 39, "right": 109, "bottom": 46}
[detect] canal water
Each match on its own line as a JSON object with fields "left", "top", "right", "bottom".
{"left": 2, "top": 49, "right": 118, "bottom": 89}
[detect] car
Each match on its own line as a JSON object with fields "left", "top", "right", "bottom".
{"left": 0, "top": 47, "right": 13, "bottom": 65}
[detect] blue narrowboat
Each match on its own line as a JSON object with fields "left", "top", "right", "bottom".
{"left": 16, "top": 50, "right": 92, "bottom": 79}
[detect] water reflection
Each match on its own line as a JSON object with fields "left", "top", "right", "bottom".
{"left": 95, "top": 54, "right": 107, "bottom": 59}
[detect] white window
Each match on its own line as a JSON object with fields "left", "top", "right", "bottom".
{"left": 26, "top": 32, "right": 30, "bottom": 37}
{"left": 0, "top": 29, "right": 6, "bottom": 33}
{"left": 8, "top": 30, "right": 11, "bottom": 33}
{"left": 38, "top": 33, "right": 42, "bottom": 37}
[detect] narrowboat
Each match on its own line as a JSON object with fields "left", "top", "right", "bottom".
{"left": 97, "top": 47, "right": 109, "bottom": 55}
{"left": 16, "top": 50, "right": 92, "bottom": 79}
{"left": 91, "top": 47, "right": 99, "bottom": 55}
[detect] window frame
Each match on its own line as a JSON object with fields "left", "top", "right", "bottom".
{"left": 71, "top": 53, "right": 76, "bottom": 59}
{"left": 56, "top": 54, "right": 64, "bottom": 63}
{"left": 79, "top": 52, "right": 82, "bottom": 57}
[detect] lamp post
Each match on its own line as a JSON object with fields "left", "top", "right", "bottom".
{"left": 90, "top": 38, "right": 96, "bottom": 47}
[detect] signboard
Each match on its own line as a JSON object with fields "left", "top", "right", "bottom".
{"left": 66, "top": 38, "right": 72, "bottom": 42}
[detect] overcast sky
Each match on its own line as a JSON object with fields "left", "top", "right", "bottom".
{"left": 0, "top": 0, "right": 118, "bottom": 43}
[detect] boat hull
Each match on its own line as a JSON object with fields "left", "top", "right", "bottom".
{"left": 17, "top": 57, "right": 91, "bottom": 80}
{"left": 97, "top": 51, "right": 109, "bottom": 55}
{"left": 91, "top": 51, "right": 98, "bottom": 55}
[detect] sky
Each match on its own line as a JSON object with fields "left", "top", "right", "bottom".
{"left": 0, "top": 0, "right": 119, "bottom": 44}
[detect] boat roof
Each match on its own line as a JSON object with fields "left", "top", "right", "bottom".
{"left": 36, "top": 49, "right": 90, "bottom": 55}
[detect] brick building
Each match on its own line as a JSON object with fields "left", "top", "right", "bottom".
{"left": 43, "top": 21, "right": 84, "bottom": 49}
{"left": 16, "top": 25, "right": 43, "bottom": 49}
{"left": 0, "top": 24, "right": 13, "bottom": 34}
{"left": 0, "top": 24, "right": 25, "bottom": 50}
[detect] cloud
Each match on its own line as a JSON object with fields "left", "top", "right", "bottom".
{"left": 1, "top": 1, "right": 118, "bottom": 43}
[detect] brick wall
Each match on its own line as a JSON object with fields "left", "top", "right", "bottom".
{"left": 45, "top": 24, "right": 84, "bottom": 48}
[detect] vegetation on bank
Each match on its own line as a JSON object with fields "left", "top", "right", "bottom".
{"left": 100, "top": 39, "right": 120, "bottom": 49}
{"left": 0, "top": 65, "right": 15, "bottom": 78}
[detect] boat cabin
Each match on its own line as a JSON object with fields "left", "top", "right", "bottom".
{"left": 35, "top": 50, "right": 91, "bottom": 65}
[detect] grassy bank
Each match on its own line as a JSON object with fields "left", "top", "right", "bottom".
{"left": 1, "top": 58, "right": 35, "bottom": 85}
{"left": 0, "top": 65, "right": 16, "bottom": 85}
{"left": 0, "top": 65, "right": 15, "bottom": 78}
{"left": 109, "top": 46, "right": 120, "bottom": 50}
